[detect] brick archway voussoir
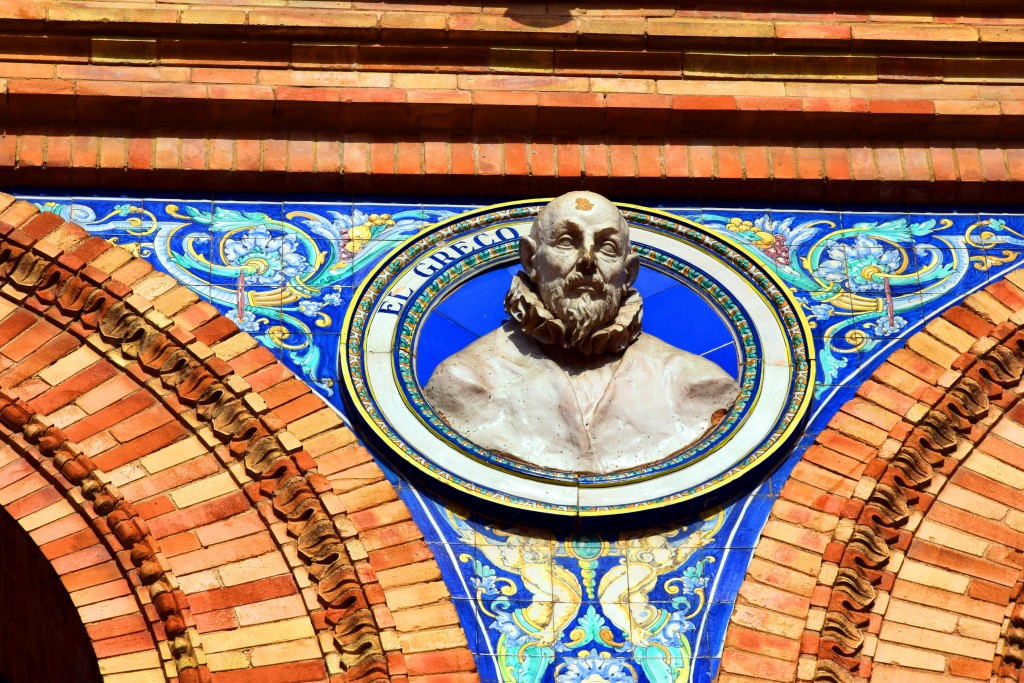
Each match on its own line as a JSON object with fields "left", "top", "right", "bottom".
{"left": 720, "top": 271, "right": 1024, "bottom": 683}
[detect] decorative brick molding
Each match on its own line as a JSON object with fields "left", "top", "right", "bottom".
{"left": 4, "top": 129, "right": 1023, "bottom": 203}
{"left": 0, "top": 194, "right": 476, "bottom": 682}
{"left": 2, "top": 2, "right": 1024, "bottom": 201}
{"left": 720, "top": 273, "right": 1024, "bottom": 682}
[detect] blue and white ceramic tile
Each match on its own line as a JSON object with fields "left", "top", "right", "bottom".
{"left": 22, "top": 191, "right": 1024, "bottom": 683}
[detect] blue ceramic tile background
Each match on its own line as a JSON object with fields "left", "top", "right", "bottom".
{"left": 19, "top": 192, "right": 1024, "bottom": 683}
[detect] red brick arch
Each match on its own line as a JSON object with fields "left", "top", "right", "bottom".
{"left": 720, "top": 272, "right": 1024, "bottom": 682}
{"left": 0, "top": 195, "right": 477, "bottom": 683}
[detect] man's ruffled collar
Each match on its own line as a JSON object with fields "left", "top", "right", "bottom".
{"left": 503, "top": 272, "right": 643, "bottom": 356}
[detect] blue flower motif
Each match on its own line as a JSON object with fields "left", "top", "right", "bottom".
{"left": 723, "top": 215, "right": 798, "bottom": 265}
{"left": 677, "top": 564, "right": 710, "bottom": 594}
{"left": 873, "top": 315, "right": 908, "bottom": 336}
{"left": 306, "top": 209, "right": 457, "bottom": 250}
{"left": 809, "top": 303, "right": 836, "bottom": 320}
{"left": 471, "top": 573, "right": 498, "bottom": 596}
{"left": 557, "top": 654, "right": 635, "bottom": 683}
{"left": 224, "top": 226, "right": 310, "bottom": 286}
{"left": 227, "top": 309, "right": 261, "bottom": 333}
{"left": 650, "top": 612, "right": 695, "bottom": 648}
{"left": 813, "top": 235, "right": 901, "bottom": 293}
{"left": 323, "top": 290, "right": 343, "bottom": 306}
{"left": 491, "top": 611, "right": 529, "bottom": 647}
{"left": 298, "top": 300, "right": 324, "bottom": 317}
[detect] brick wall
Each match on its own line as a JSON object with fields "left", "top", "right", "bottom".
{"left": 0, "top": 2, "right": 1022, "bottom": 201}
{"left": 2, "top": 2, "right": 1024, "bottom": 681}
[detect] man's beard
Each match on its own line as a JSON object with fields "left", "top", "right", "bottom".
{"left": 539, "top": 272, "right": 623, "bottom": 348}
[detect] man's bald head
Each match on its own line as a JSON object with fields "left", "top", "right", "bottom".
{"left": 519, "top": 192, "right": 639, "bottom": 348}
{"left": 529, "top": 191, "right": 629, "bottom": 247}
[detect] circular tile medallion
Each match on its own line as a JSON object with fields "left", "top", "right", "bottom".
{"left": 341, "top": 200, "right": 814, "bottom": 517}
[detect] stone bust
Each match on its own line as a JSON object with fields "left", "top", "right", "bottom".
{"left": 423, "top": 191, "right": 739, "bottom": 474}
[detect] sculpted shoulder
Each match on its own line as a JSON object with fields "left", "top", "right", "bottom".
{"left": 428, "top": 321, "right": 535, "bottom": 381}
{"left": 424, "top": 322, "right": 541, "bottom": 410}
{"left": 423, "top": 321, "right": 592, "bottom": 468}
{"left": 630, "top": 333, "right": 739, "bottom": 400}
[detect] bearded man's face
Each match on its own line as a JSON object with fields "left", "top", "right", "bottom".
{"left": 537, "top": 256, "right": 623, "bottom": 347}
{"left": 527, "top": 198, "right": 634, "bottom": 347}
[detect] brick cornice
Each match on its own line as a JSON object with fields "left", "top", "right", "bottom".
{"left": 6, "top": 4, "right": 1024, "bottom": 53}
{"left": 2, "top": 24, "right": 1024, "bottom": 142}
{"left": 1, "top": 3, "right": 1023, "bottom": 201}
{"left": 3, "top": 129, "right": 1023, "bottom": 204}
{"left": 2, "top": 83, "right": 1022, "bottom": 142}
